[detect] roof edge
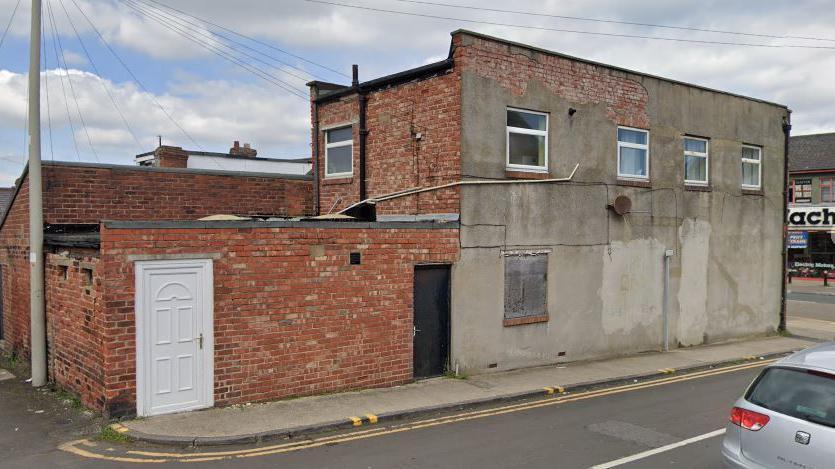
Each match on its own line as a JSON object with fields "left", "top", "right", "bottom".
{"left": 450, "top": 29, "right": 789, "bottom": 110}
{"left": 311, "top": 58, "right": 454, "bottom": 103}
{"left": 41, "top": 160, "right": 312, "bottom": 180}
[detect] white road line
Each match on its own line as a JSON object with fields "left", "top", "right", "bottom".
{"left": 588, "top": 428, "right": 726, "bottom": 469}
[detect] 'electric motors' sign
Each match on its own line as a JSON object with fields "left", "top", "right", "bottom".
{"left": 789, "top": 206, "right": 835, "bottom": 229}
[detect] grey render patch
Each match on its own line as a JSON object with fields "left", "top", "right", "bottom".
{"left": 587, "top": 420, "right": 679, "bottom": 448}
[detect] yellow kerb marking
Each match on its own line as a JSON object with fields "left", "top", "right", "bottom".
{"left": 366, "top": 414, "right": 378, "bottom": 424}
{"left": 543, "top": 386, "right": 555, "bottom": 394}
{"left": 349, "top": 416, "right": 363, "bottom": 426}
{"left": 554, "top": 386, "right": 565, "bottom": 393}
{"left": 59, "top": 359, "right": 776, "bottom": 464}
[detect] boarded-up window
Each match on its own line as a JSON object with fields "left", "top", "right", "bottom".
{"left": 504, "top": 254, "right": 547, "bottom": 319}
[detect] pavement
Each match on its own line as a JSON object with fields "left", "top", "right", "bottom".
{"left": 787, "top": 278, "right": 835, "bottom": 296}
{"left": 53, "top": 356, "right": 786, "bottom": 468}
{"left": 120, "top": 335, "right": 813, "bottom": 446}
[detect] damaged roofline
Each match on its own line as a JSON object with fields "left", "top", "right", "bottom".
{"left": 308, "top": 58, "right": 454, "bottom": 103}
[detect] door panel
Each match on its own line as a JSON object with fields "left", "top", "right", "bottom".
{"left": 136, "top": 260, "right": 213, "bottom": 417}
{"left": 413, "top": 265, "right": 451, "bottom": 379}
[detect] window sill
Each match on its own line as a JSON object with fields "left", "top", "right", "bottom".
{"left": 685, "top": 184, "right": 711, "bottom": 192}
{"left": 505, "top": 170, "right": 550, "bottom": 180}
{"left": 741, "top": 188, "right": 763, "bottom": 196}
{"left": 616, "top": 179, "right": 651, "bottom": 188}
{"left": 322, "top": 177, "right": 353, "bottom": 185}
{"left": 503, "top": 314, "right": 549, "bottom": 327}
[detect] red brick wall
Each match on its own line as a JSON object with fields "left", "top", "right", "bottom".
{"left": 99, "top": 224, "right": 458, "bottom": 415}
{"left": 45, "top": 251, "right": 105, "bottom": 410}
{"left": 456, "top": 33, "right": 649, "bottom": 129}
{"left": 41, "top": 163, "right": 313, "bottom": 222}
{"left": 315, "top": 57, "right": 462, "bottom": 215}
{"left": 0, "top": 181, "right": 30, "bottom": 358}
{"left": 0, "top": 163, "right": 313, "bottom": 405}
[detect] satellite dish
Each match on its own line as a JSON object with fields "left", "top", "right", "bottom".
{"left": 611, "top": 195, "right": 632, "bottom": 216}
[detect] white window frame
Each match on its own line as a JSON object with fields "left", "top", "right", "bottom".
{"left": 741, "top": 144, "right": 762, "bottom": 190}
{"left": 683, "top": 136, "right": 709, "bottom": 185}
{"left": 506, "top": 107, "right": 549, "bottom": 173}
{"left": 324, "top": 126, "right": 353, "bottom": 178}
{"left": 617, "top": 126, "right": 650, "bottom": 180}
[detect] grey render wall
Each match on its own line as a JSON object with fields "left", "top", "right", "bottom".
{"left": 452, "top": 57, "right": 788, "bottom": 372}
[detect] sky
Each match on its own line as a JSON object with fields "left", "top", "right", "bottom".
{"left": 1, "top": 0, "right": 835, "bottom": 186}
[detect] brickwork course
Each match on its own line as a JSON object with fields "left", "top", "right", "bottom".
{"left": 0, "top": 161, "right": 313, "bottom": 408}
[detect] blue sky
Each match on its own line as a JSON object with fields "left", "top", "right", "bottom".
{"left": 1, "top": 0, "right": 835, "bottom": 185}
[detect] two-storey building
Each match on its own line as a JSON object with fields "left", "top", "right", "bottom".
{"left": 311, "top": 29, "right": 789, "bottom": 372}
{"left": 787, "top": 133, "right": 835, "bottom": 276}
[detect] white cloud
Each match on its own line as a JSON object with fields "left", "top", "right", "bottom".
{"left": 0, "top": 68, "right": 310, "bottom": 169}
{"left": 2, "top": 0, "right": 835, "bottom": 188}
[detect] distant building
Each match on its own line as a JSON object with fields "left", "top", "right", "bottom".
{"left": 135, "top": 141, "right": 312, "bottom": 175}
{"left": 787, "top": 133, "right": 835, "bottom": 276}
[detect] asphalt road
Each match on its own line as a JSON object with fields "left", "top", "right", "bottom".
{"left": 787, "top": 292, "right": 835, "bottom": 322}
{"left": 2, "top": 362, "right": 766, "bottom": 469}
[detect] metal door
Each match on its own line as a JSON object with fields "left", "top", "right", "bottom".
{"left": 136, "top": 259, "right": 213, "bottom": 416}
{"left": 413, "top": 265, "right": 450, "bottom": 378}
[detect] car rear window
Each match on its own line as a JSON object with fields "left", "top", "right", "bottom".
{"left": 746, "top": 367, "right": 835, "bottom": 428}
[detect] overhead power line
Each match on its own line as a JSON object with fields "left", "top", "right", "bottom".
{"left": 385, "top": 0, "right": 835, "bottom": 44}
{"left": 143, "top": 0, "right": 350, "bottom": 79}
{"left": 0, "top": 0, "right": 21, "bottom": 52}
{"left": 57, "top": 0, "right": 143, "bottom": 151}
{"left": 44, "top": 0, "right": 82, "bottom": 161}
{"left": 307, "top": 0, "right": 835, "bottom": 50}
{"left": 69, "top": 0, "right": 204, "bottom": 150}
{"left": 41, "top": 18, "right": 54, "bottom": 161}
{"left": 45, "top": 0, "right": 100, "bottom": 162}
{"left": 131, "top": 0, "right": 321, "bottom": 83}
{"left": 119, "top": 0, "right": 310, "bottom": 98}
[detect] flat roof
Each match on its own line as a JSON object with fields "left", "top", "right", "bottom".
{"left": 135, "top": 150, "right": 311, "bottom": 164}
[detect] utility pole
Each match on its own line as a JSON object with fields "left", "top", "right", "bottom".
{"left": 28, "top": 0, "right": 46, "bottom": 387}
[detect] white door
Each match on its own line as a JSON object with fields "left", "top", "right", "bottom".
{"left": 136, "top": 259, "right": 213, "bottom": 417}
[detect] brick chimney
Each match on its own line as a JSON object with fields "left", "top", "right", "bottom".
{"left": 153, "top": 145, "right": 189, "bottom": 168}
{"left": 229, "top": 141, "right": 257, "bottom": 158}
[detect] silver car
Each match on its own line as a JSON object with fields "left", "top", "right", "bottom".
{"left": 722, "top": 342, "right": 835, "bottom": 468}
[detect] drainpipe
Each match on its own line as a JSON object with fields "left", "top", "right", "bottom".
{"left": 779, "top": 112, "right": 792, "bottom": 332}
{"left": 354, "top": 64, "right": 368, "bottom": 202}
{"left": 663, "top": 249, "right": 673, "bottom": 351}
{"left": 311, "top": 92, "right": 321, "bottom": 216}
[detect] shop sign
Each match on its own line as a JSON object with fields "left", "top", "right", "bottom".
{"left": 793, "top": 261, "right": 835, "bottom": 270}
{"left": 788, "top": 231, "right": 808, "bottom": 249}
{"left": 788, "top": 206, "right": 835, "bottom": 229}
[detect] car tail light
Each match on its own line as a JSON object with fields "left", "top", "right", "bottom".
{"left": 730, "top": 407, "right": 770, "bottom": 431}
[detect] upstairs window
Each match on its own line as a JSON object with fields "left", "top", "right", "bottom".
{"left": 325, "top": 127, "right": 353, "bottom": 178}
{"left": 684, "top": 137, "right": 709, "bottom": 185}
{"left": 793, "top": 178, "right": 813, "bottom": 203}
{"left": 617, "top": 127, "right": 649, "bottom": 179}
{"left": 820, "top": 178, "right": 833, "bottom": 203}
{"left": 741, "top": 145, "right": 762, "bottom": 189}
{"left": 506, "top": 108, "right": 548, "bottom": 172}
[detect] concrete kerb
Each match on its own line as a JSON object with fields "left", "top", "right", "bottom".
{"left": 119, "top": 348, "right": 801, "bottom": 447}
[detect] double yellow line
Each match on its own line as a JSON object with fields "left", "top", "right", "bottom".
{"left": 59, "top": 358, "right": 774, "bottom": 464}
